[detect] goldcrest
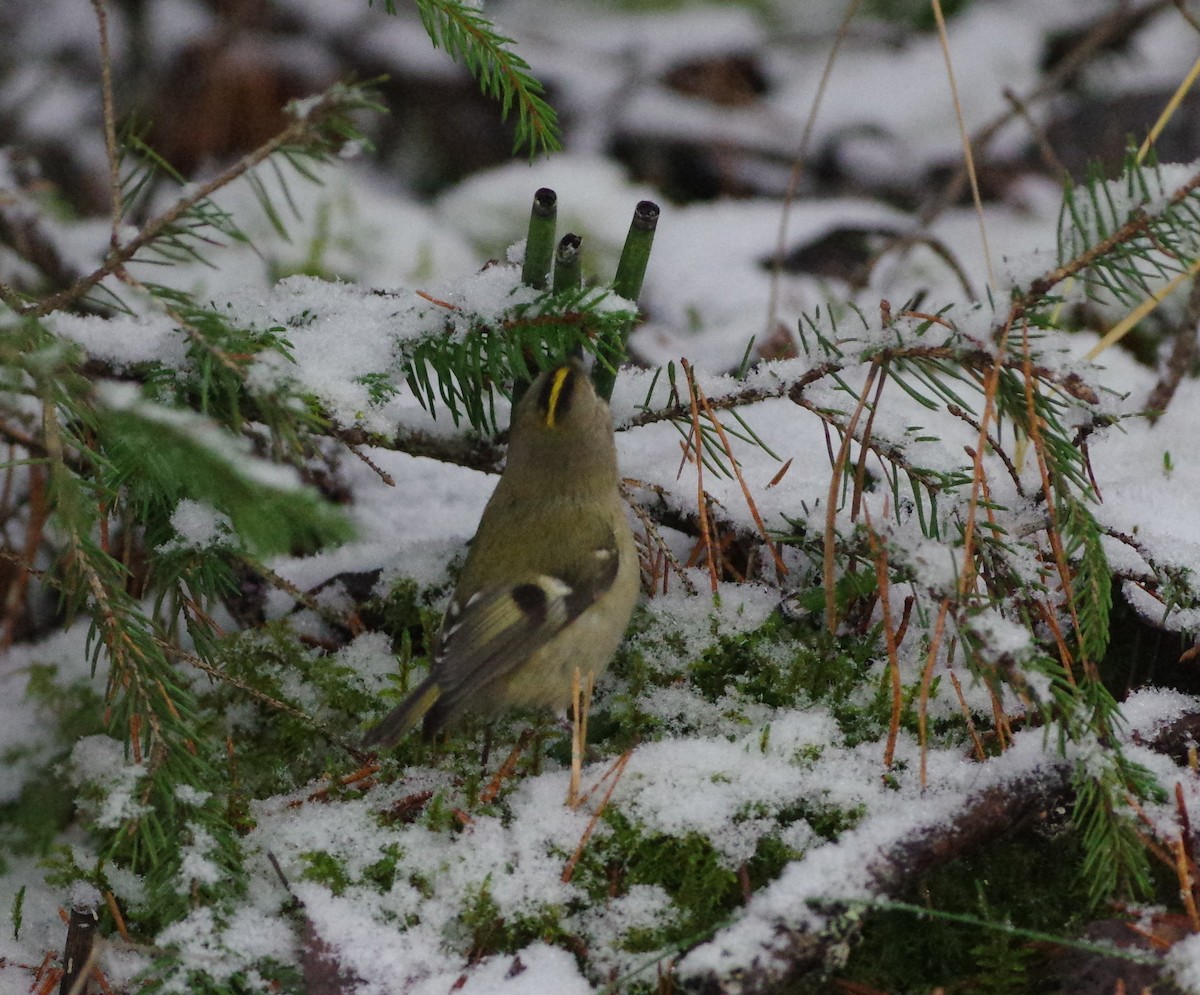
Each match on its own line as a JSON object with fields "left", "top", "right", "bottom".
{"left": 364, "top": 359, "right": 639, "bottom": 747}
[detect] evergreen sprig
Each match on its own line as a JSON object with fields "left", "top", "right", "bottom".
{"left": 403, "top": 0, "right": 561, "bottom": 158}
{"left": 397, "top": 285, "right": 636, "bottom": 432}
{"left": 746, "top": 154, "right": 1200, "bottom": 905}
{"left": 1058, "top": 153, "right": 1200, "bottom": 308}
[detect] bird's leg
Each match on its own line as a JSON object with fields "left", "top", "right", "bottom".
{"left": 567, "top": 668, "right": 594, "bottom": 808}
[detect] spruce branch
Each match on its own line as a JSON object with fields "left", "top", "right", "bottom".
{"left": 409, "top": 0, "right": 561, "bottom": 157}
{"left": 1011, "top": 162, "right": 1200, "bottom": 328}
{"left": 17, "top": 82, "right": 382, "bottom": 319}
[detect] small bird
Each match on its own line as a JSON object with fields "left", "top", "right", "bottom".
{"left": 363, "top": 359, "right": 640, "bottom": 748}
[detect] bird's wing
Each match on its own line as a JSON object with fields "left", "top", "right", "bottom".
{"left": 428, "top": 527, "right": 623, "bottom": 710}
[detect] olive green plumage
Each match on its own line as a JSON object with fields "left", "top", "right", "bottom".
{"left": 363, "top": 360, "right": 640, "bottom": 748}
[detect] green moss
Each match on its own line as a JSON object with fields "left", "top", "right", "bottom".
{"left": 457, "top": 882, "right": 575, "bottom": 961}
{"left": 570, "top": 812, "right": 740, "bottom": 946}
{"left": 298, "top": 850, "right": 351, "bottom": 896}
{"left": 362, "top": 844, "right": 403, "bottom": 892}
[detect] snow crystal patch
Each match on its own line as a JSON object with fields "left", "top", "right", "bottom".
{"left": 159, "top": 499, "right": 236, "bottom": 552}
{"left": 1170, "top": 932, "right": 1200, "bottom": 993}
{"left": 177, "top": 827, "right": 226, "bottom": 892}
{"left": 1121, "top": 688, "right": 1200, "bottom": 739}
{"left": 67, "top": 735, "right": 150, "bottom": 830}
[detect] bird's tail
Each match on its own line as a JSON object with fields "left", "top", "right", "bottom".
{"left": 362, "top": 678, "right": 442, "bottom": 750}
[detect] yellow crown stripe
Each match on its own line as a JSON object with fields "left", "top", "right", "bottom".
{"left": 545, "top": 366, "right": 572, "bottom": 427}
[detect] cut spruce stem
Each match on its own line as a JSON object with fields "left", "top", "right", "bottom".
{"left": 513, "top": 187, "right": 559, "bottom": 406}
{"left": 521, "top": 187, "right": 558, "bottom": 289}
{"left": 593, "top": 199, "right": 660, "bottom": 401}
{"left": 552, "top": 233, "right": 583, "bottom": 295}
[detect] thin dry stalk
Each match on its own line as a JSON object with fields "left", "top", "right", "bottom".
{"left": 1034, "top": 598, "right": 1077, "bottom": 682}
{"left": 947, "top": 667, "right": 987, "bottom": 763}
{"left": 1018, "top": 323, "right": 1093, "bottom": 681}
{"left": 920, "top": 2, "right": 1173, "bottom": 228}
{"left": 694, "top": 376, "right": 788, "bottom": 578}
{"left": 919, "top": 598, "right": 951, "bottom": 784}
{"left": 90, "top": 0, "right": 123, "bottom": 255}
{"left": 1173, "top": 834, "right": 1200, "bottom": 932}
{"left": 1138, "top": 54, "right": 1200, "bottom": 164}
{"left": 1171, "top": 781, "right": 1200, "bottom": 931}
{"left": 680, "top": 359, "right": 719, "bottom": 592}
{"left": 479, "top": 728, "right": 535, "bottom": 805}
{"left": 955, "top": 322, "right": 1008, "bottom": 602}
{"left": 1130, "top": 783, "right": 1200, "bottom": 932}
{"left": 982, "top": 672, "right": 1011, "bottom": 753}
{"left": 766, "top": 0, "right": 865, "bottom": 336}
{"left": 823, "top": 360, "right": 880, "bottom": 633}
{"left": 1129, "top": 792, "right": 1182, "bottom": 875}
{"left": 1085, "top": 253, "right": 1200, "bottom": 360}
{"left": 561, "top": 747, "right": 632, "bottom": 884}
{"left": 1002, "top": 86, "right": 1069, "bottom": 179}
{"left": 930, "top": 0, "right": 994, "bottom": 289}
{"left": 850, "top": 361, "right": 889, "bottom": 522}
{"left": 864, "top": 505, "right": 902, "bottom": 770}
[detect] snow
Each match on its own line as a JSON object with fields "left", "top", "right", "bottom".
{"left": 4, "top": 0, "right": 1200, "bottom": 993}
{"left": 66, "top": 736, "right": 151, "bottom": 830}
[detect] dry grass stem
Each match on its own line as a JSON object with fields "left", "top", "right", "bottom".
{"left": 864, "top": 504, "right": 902, "bottom": 770}
{"left": 680, "top": 359, "right": 719, "bottom": 592}
{"left": 694, "top": 372, "right": 788, "bottom": 578}
{"left": 479, "top": 728, "right": 536, "bottom": 805}
{"left": 561, "top": 747, "right": 632, "bottom": 883}
{"left": 850, "top": 361, "right": 889, "bottom": 522}
{"left": 931, "top": 0, "right": 994, "bottom": 289}
{"left": 947, "top": 668, "right": 987, "bottom": 763}
{"left": 1085, "top": 254, "right": 1200, "bottom": 360}
{"left": 90, "top": 0, "right": 123, "bottom": 254}
{"left": 1019, "top": 324, "right": 1092, "bottom": 682}
{"left": 1138, "top": 54, "right": 1200, "bottom": 164}
{"left": 823, "top": 359, "right": 880, "bottom": 633}
{"left": 766, "top": 0, "right": 865, "bottom": 336}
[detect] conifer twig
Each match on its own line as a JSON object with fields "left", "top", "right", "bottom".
{"left": 20, "top": 85, "right": 372, "bottom": 319}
